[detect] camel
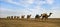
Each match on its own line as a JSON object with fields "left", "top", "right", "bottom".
{"left": 27, "top": 15, "right": 31, "bottom": 19}
{"left": 11, "top": 16, "right": 13, "bottom": 19}
{"left": 14, "top": 16, "right": 17, "bottom": 19}
{"left": 35, "top": 14, "right": 41, "bottom": 19}
{"left": 35, "top": 14, "right": 41, "bottom": 21}
{"left": 16, "top": 16, "right": 20, "bottom": 19}
{"left": 21, "top": 15, "right": 25, "bottom": 19}
{"left": 7, "top": 16, "right": 10, "bottom": 19}
{"left": 41, "top": 13, "right": 52, "bottom": 21}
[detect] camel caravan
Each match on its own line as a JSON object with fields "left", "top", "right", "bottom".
{"left": 7, "top": 13, "right": 53, "bottom": 21}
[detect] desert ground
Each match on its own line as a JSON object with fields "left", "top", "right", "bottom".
{"left": 0, "top": 18, "right": 60, "bottom": 27}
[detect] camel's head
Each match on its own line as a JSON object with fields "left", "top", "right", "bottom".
{"left": 48, "top": 13, "right": 53, "bottom": 17}
{"left": 50, "top": 13, "right": 53, "bottom": 14}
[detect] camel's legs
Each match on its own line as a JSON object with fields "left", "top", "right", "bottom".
{"left": 45, "top": 17, "right": 48, "bottom": 21}
{"left": 41, "top": 17, "right": 44, "bottom": 21}
{"left": 38, "top": 18, "right": 40, "bottom": 21}
{"left": 35, "top": 17, "right": 38, "bottom": 20}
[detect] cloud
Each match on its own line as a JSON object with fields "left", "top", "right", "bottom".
{"left": 1, "top": 0, "right": 54, "bottom": 6}
{"left": 48, "top": 6, "right": 60, "bottom": 18}
{"left": 0, "top": 7, "right": 35, "bottom": 18}
{"left": 27, "top": 0, "right": 34, "bottom": 4}
{"left": 46, "top": 0, "right": 54, "bottom": 4}
{"left": 0, "top": 7, "right": 25, "bottom": 17}
{"left": 0, "top": 0, "right": 60, "bottom": 18}
{"left": 1, "top": 0, "right": 34, "bottom": 7}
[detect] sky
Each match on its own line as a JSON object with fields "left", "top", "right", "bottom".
{"left": 0, "top": 0, "right": 60, "bottom": 18}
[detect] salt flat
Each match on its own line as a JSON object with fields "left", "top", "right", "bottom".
{"left": 0, "top": 18, "right": 60, "bottom": 27}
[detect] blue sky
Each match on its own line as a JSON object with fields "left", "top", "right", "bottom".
{"left": 0, "top": 0, "right": 60, "bottom": 18}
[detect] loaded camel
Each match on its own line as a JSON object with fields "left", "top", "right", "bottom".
{"left": 41, "top": 13, "right": 52, "bottom": 21}
{"left": 35, "top": 14, "right": 41, "bottom": 21}
{"left": 27, "top": 15, "right": 31, "bottom": 19}
{"left": 21, "top": 15, "right": 25, "bottom": 19}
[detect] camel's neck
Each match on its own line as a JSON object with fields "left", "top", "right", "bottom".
{"left": 48, "top": 14, "right": 52, "bottom": 17}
